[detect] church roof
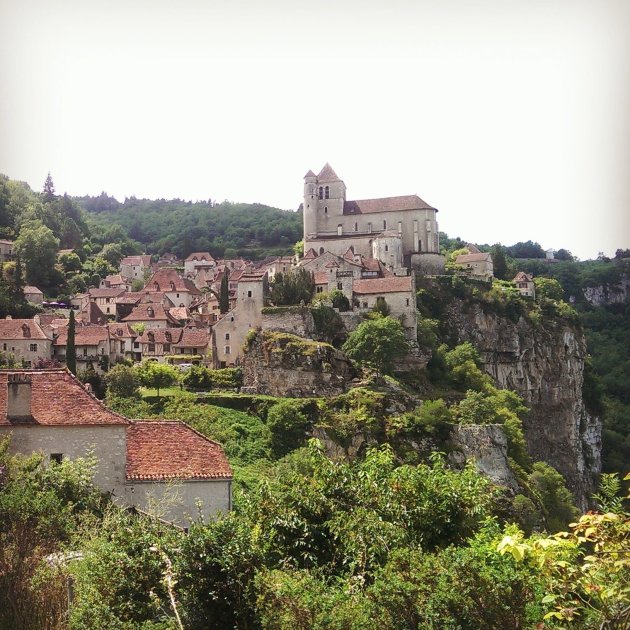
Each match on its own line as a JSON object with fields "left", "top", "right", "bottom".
{"left": 317, "top": 163, "right": 340, "bottom": 181}
{"left": 304, "top": 170, "right": 317, "bottom": 179}
{"left": 344, "top": 195, "right": 435, "bottom": 215}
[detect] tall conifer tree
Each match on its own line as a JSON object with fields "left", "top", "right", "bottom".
{"left": 219, "top": 270, "right": 230, "bottom": 314}
{"left": 66, "top": 309, "right": 77, "bottom": 374}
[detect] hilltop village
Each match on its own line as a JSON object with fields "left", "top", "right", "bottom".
{"left": 0, "top": 164, "right": 513, "bottom": 373}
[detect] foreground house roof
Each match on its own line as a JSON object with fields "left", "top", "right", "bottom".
{"left": 0, "top": 369, "right": 129, "bottom": 426}
{"left": 126, "top": 421, "right": 232, "bottom": 481}
{"left": 0, "top": 319, "right": 48, "bottom": 340}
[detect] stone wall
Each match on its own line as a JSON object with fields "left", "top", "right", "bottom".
{"left": 241, "top": 331, "right": 355, "bottom": 397}
{"left": 261, "top": 307, "right": 316, "bottom": 337}
{"left": 409, "top": 252, "right": 446, "bottom": 275}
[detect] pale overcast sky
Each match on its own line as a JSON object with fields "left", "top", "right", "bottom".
{"left": 1, "top": 0, "right": 628, "bottom": 259}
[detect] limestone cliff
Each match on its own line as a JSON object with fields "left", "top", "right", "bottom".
{"left": 443, "top": 300, "right": 601, "bottom": 509}
{"left": 583, "top": 272, "right": 630, "bottom": 306}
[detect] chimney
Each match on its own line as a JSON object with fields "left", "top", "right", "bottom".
{"left": 7, "top": 373, "right": 32, "bottom": 421}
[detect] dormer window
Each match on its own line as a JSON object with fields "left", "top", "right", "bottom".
{"left": 147, "top": 307, "right": 154, "bottom": 317}
{"left": 170, "top": 281, "right": 175, "bottom": 291}
{"left": 165, "top": 331, "right": 171, "bottom": 342}
{"left": 154, "top": 282, "right": 159, "bottom": 291}
{"left": 21, "top": 324, "right": 30, "bottom": 338}
{"left": 148, "top": 332, "right": 155, "bottom": 342}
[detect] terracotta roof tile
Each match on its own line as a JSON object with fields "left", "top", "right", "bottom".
{"left": 0, "top": 369, "right": 129, "bottom": 426}
{"left": 0, "top": 319, "right": 48, "bottom": 340}
{"left": 107, "top": 322, "right": 137, "bottom": 338}
{"left": 23, "top": 285, "right": 43, "bottom": 294}
{"left": 174, "top": 329, "right": 209, "bottom": 348}
{"left": 353, "top": 276, "right": 413, "bottom": 294}
{"left": 303, "top": 248, "right": 317, "bottom": 260}
{"left": 455, "top": 253, "right": 492, "bottom": 263}
{"left": 138, "top": 328, "right": 182, "bottom": 344}
{"left": 144, "top": 269, "right": 201, "bottom": 295}
{"left": 126, "top": 421, "right": 232, "bottom": 481}
{"left": 185, "top": 252, "right": 215, "bottom": 262}
{"left": 121, "top": 303, "right": 180, "bottom": 325}
{"left": 343, "top": 195, "right": 435, "bottom": 214}
{"left": 169, "top": 307, "right": 190, "bottom": 321}
{"left": 54, "top": 325, "right": 109, "bottom": 346}
{"left": 314, "top": 272, "right": 329, "bottom": 285}
{"left": 89, "top": 288, "right": 126, "bottom": 299}
{"left": 513, "top": 272, "right": 533, "bottom": 282}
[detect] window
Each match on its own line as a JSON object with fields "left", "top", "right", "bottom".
{"left": 247, "top": 290, "right": 252, "bottom": 298}
{"left": 383, "top": 220, "right": 387, "bottom": 230}
{"left": 406, "top": 298, "right": 410, "bottom": 306}
{"left": 324, "top": 206, "right": 328, "bottom": 214}
{"left": 368, "top": 222, "right": 372, "bottom": 233}
{"left": 225, "top": 346, "right": 231, "bottom": 355}
{"left": 318, "top": 186, "right": 323, "bottom": 199}
{"left": 398, "top": 221, "right": 402, "bottom": 234}
{"left": 2, "top": 343, "right": 5, "bottom": 351}
{"left": 354, "top": 222, "right": 358, "bottom": 231}
{"left": 29, "top": 343, "right": 38, "bottom": 352}
{"left": 163, "top": 343, "right": 170, "bottom": 352}
{"left": 225, "top": 333, "right": 230, "bottom": 340}
{"left": 324, "top": 186, "right": 330, "bottom": 199}
{"left": 337, "top": 282, "right": 343, "bottom": 290}
{"left": 50, "top": 453, "right": 63, "bottom": 464}
{"left": 148, "top": 344, "right": 155, "bottom": 352}
{"left": 363, "top": 301, "right": 368, "bottom": 308}
{"left": 385, "top": 245, "right": 389, "bottom": 252}
{"left": 337, "top": 224, "right": 342, "bottom": 235}
{"left": 316, "top": 286, "right": 323, "bottom": 293}
{"left": 319, "top": 247, "right": 324, "bottom": 255}
{"left": 106, "top": 297, "right": 110, "bottom": 303}
{"left": 83, "top": 347, "right": 87, "bottom": 356}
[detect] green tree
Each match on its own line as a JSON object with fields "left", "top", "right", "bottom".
{"left": 534, "top": 276, "right": 564, "bottom": 301}
{"left": 105, "top": 364, "right": 140, "bottom": 398}
{"left": 136, "top": 361, "right": 178, "bottom": 398}
{"left": 42, "top": 172, "right": 55, "bottom": 202}
{"left": 266, "top": 400, "right": 312, "bottom": 457}
{"left": 269, "top": 267, "right": 315, "bottom": 305}
{"left": 66, "top": 309, "right": 76, "bottom": 374}
{"left": 342, "top": 316, "right": 409, "bottom": 376}
{"left": 220, "top": 269, "right": 230, "bottom": 314}
{"left": 13, "top": 219, "right": 59, "bottom": 287}
{"left": 490, "top": 243, "right": 509, "bottom": 280}
{"left": 99, "top": 242, "right": 124, "bottom": 268}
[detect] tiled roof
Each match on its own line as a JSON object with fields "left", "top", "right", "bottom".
{"left": 513, "top": 271, "right": 534, "bottom": 282}
{"left": 78, "top": 301, "right": 107, "bottom": 325}
{"left": 116, "top": 294, "right": 142, "bottom": 305}
{"left": 125, "top": 421, "right": 232, "bottom": 481}
{"left": 88, "top": 288, "right": 126, "bottom": 299}
{"left": 121, "top": 303, "right": 180, "bottom": 324}
{"left": 343, "top": 195, "right": 435, "bottom": 214}
{"left": 303, "top": 248, "right": 317, "bottom": 260}
{"left": 0, "top": 319, "right": 48, "bottom": 340}
{"left": 121, "top": 255, "right": 151, "bottom": 266}
{"left": 314, "top": 272, "right": 329, "bottom": 285}
{"left": 144, "top": 269, "right": 201, "bottom": 295}
{"left": 185, "top": 252, "right": 215, "bottom": 262}
{"left": 168, "top": 307, "right": 190, "bottom": 321}
{"left": 107, "top": 322, "right": 137, "bottom": 338}
{"left": 304, "top": 169, "right": 316, "bottom": 178}
{"left": 0, "top": 369, "right": 129, "bottom": 426}
{"left": 343, "top": 246, "right": 356, "bottom": 260}
{"left": 138, "top": 328, "right": 182, "bottom": 344}
{"left": 466, "top": 243, "right": 482, "bottom": 254}
{"left": 174, "top": 329, "right": 209, "bottom": 348}
{"left": 353, "top": 276, "right": 413, "bottom": 295}
{"left": 104, "top": 274, "right": 127, "bottom": 286}
{"left": 317, "top": 163, "right": 340, "bottom": 181}
{"left": 23, "top": 285, "right": 43, "bottom": 295}
{"left": 455, "top": 253, "right": 492, "bottom": 264}
{"left": 54, "top": 325, "right": 109, "bottom": 346}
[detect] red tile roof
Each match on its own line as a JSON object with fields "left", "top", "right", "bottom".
{"left": 303, "top": 248, "right": 317, "bottom": 260}
{"left": 89, "top": 288, "right": 126, "bottom": 299}
{"left": 455, "top": 253, "right": 492, "bottom": 264}
{"left": 107, "top": 323, "right": 138, "bottom": 338}
{"left": 0, "top": 369, "right": 129, "bottom": 425}
{"left": 144, "top": 269, "right": 201, "bottom": 294}
{"left": 174, "top": 329, "right": 209, "bottom": 348}
{"left": 125, "top": 421, "right": 232, "bottom": 481}
{"left": 353, "top": 276, "right": 413, "bottom": 294}
{"left": 0, "top": 319, "right": 48, "bottom": 340}
{"left": 343, "top": 195, "right": 435, "bottom": 214}
{"left": 314, "top": 272, "right": 329, "bottom": 285}
{"left": 169, "top": 307, "right": 190, "bottom": 321}
{"left": 121, "top": 303, "right": 180, "bottom": 325}
{"left": 54, "top": 325, "right": 109, "bottom": 346}
{"left": 77, "top": 301, "right": 107, "bottom": 325}
{"left": 138, "top": 328, "right": 182, "bottom": 344}
{"left": 185, "top": 252, "right": 215, "bottom": 262}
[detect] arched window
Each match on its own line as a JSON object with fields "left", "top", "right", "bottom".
{"left": 318, "top": 187, "right": 323, "bottom": 200}
{"left": 324, "top": 206, "right": 328, "bottom": 214}
{"left": 324, "top": 186, "right": 330, "bottom": 199}
{"left": 383, "top": 220, "right": 387, "bottom": 230}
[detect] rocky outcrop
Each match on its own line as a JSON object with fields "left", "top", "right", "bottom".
{"left": 241, "top": 331, "right": 355, "bottom": 397}
{"left": 583, "top": 273, "right": 630, "bottom": 306}
{"left": 444, "top": 301, "right": 601, "bottom": 508}
{"left": 449, "top": 424, "right": 518, "bottom": 491}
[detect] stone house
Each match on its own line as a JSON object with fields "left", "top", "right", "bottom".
{"left": 88, "top": 288, "right": 126, "bottom": 317}
{"left": 53, "top": 324, "right": 112, "bottom": 373}
{"left": 352, "top": 276, "right": 418, "bottom": 339}
{"left": 143, "top": 268, "right": 201, "bottom": 308}
{"left": 172, "top": 329, "right": 210, "bottom": 363}
{"left": 0, "top": 239, "right": 14, "bottom": 263}
{"left": 303, "top": 164, "right": 440, "bottom": 261}
{"left": 0, "top": 318, "right": 52, "bottom": 366}
{"left": 212, "top": 271, "right": 267, "bottom": 368}
{"left": 184, "top": 252, "right": 216, "bottom": 275}
{"left": 513, "top": 271, "right": 535, "bottom": 299}
{"left": 121, "top": 301, "right": 181, "bottom": 330}
{"left": 136, "top": 328, "right": 180, "bottom": 362}
{"left": 259, "top": 256, "right": 296, "bottom": 282}
{"left": 455, "top": 252, "right": 494, "bottom": 281}
{"left": 100, "top": 274, "right": 132, "bottom": 291}
{"left": 0, "top": 369, "right": 232, "bottom": 527}
{"left": 23, "top": 285, "right": 44, "bottom": 305}
{"left": 119, "top": 255, "right": 152, "bottom": 281}
{"left": 107, "top": 323, "right": 139, "bottom": 363}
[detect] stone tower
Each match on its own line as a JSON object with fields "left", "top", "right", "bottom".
{"left": 303, "top": 163, "right": 347, "bottom": 241}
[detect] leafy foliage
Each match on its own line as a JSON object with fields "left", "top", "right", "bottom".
{"left": 269, "top": 267, "right": 315, "bottom": 306}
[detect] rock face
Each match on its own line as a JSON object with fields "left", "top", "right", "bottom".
{"left": 444, "top": 301, "right": 601, "bottom": 509}
{"left": 241, "top": 331, "right": 355, "bottom": 397}
{"left": 583, "top": 273, "right": 630, "bottom": 306}
{"left": 449, "top": 424, "right": 518, "bottom": 491}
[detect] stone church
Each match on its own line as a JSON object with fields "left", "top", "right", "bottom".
{"left": 303, "top": 164, "right": 442, "bottom": 271}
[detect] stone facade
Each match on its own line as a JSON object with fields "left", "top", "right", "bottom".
{"left": 303, "top": 164, "right": 440, "bottom": 260}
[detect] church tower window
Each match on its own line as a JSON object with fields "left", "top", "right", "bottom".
{"left": 318, "top": 187, "right": 324, "bottom": 200}
{"left": 324, "top": 186, "right": 330, "bottom": 199}
{"left": 383, "top": 220, "right": 387, "bottom": 230}
{"left": 324, "top": 207, "right": 328, "bottom": 214}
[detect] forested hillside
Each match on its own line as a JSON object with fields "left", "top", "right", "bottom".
{"left": 77, "top": 193, "right": 302, "bottom": 260}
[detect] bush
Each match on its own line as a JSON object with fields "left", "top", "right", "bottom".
{"left": 210, "top": 367, "right": 242, "bottom": 390}
{"left": 182, "top": 365, "right": 213, "bottom": 390}
{"left": 105, "top": 364, "right": 140, "bottom": 398}
{"left": 266, "top": 399, "right": 312, "bottom": 457}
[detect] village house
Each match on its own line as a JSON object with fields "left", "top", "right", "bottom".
{"left": 107, "top": 323, "right": 139, "bottom": 363}
{"left": 121, "top": 300, "right": 181, "bottom": 329}
{"left": 184, "top": 252, "right": 216, "bottom": 275}
{"left": 513, "top": 271, "right": 536, "bottom": 299}
{"left": 53, "top": 324, "right": 112, "bottom": 373}
{"left": 143, "top": 268, "right": 201, "bottom": 308}
{"left": 455, "top": 251, "right": 494, "bottom": 281}
{"left": 23, "top": 285, "right": 44, "bottom": 305}
{"left": 119, "top": 255, "right": 152, "bottom": 281}
{"left": 100, "top": 274, "right": 132, "bottom": 292}
{"left": 87, "top": 287, "right": 126, "bottom": 317}
{"left": 0, "top": 369, "right": 232, "bottom": 527}
{"left": 0, "top": 239, "right": 14, "bottom": 263}
{"left": 0, "top": 318, "right": 51, "bottom": 366}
